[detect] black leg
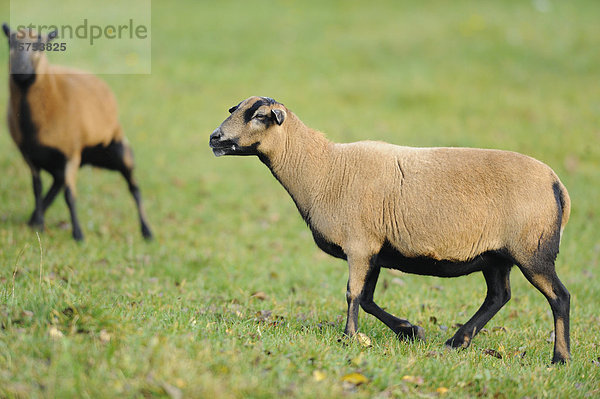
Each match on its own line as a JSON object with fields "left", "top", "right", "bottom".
{"left": 85, "top": 140, "right": 153, "bottom": 240}
{"left": 446, "top": 261, "right": 512, "bottom": 349}
{"left": 64, "top": 186, "right": 83, "bottom": 241}
{"left": 519, "top": 265, "right": 570, "bottom": 364}
{"left": 120, "top": 168, "right": 153, "bottom": 240}
{"left": 116, "top": 142, "right": 153, "bottom": 239}
{"left": 27, "top": 167, "right": 44, "bottom": 228}
{"left": 64, "top": 157, "right": 83, "bottom": 241}
{"left": 360, "top": 262, "right": 424, "bottom": 340}
{"left": 42, "top": 173, "right": 64, "bottom": 212}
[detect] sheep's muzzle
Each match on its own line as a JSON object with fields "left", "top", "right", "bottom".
{"left": 209, "top": 128, "right": 257, "bottom": 157}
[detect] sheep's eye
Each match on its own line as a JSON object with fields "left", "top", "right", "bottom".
{"left": 255, "top": 113, "right": 268, "bottom": 119}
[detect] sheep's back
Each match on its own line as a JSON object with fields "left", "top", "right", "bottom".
{"left": 334, "top": 142, "right": 561, "bottom": 262}
{"left": 29, "top": 65, "right": 122, "bottom": 156}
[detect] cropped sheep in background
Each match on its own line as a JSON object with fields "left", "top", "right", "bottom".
{"left": 210, "top": 96, "right": 571, "bottom": 364}
{"left": 3, "top": 24, "right": 153, "bottom": 241}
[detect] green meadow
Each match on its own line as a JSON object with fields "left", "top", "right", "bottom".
{"left": 1, "top": 0, "right": 599, "bottom": 397}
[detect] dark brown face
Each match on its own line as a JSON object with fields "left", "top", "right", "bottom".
{"left": 3, "top": 23, "right": 57, "bottom": 84}
{"left": 209, "top": 96, "right": 286, "bottom": 157}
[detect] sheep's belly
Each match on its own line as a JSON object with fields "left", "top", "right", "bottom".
{"left": 375, "top": 241, "right": 510, "bottom": 278}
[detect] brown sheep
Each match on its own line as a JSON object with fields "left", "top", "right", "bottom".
{"left": 209, "top": 96, "right": 572, "bottom": 364}
{"left": 3, "top": 24, "right": 152, "bottom": 241}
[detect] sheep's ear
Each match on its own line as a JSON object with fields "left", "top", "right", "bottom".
{"left": 47, "top": 29, "right": 58, "bottom": 42}
{"left": 2, "top": 23, "right": 10, "bottom": 38}
{"left": 228, "top": 105, "right": 238, "bottom": 114}
{"left": 272, "top": 109, "right": 286, "bottom": 125}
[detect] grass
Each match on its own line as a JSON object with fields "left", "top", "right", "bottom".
{"left": 1, "top": 0, "right": 600, "bottom": 397}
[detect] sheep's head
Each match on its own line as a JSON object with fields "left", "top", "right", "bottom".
{"left": 210, "top": 96, "right": 287, "bottom": 157}
{"left": 2, "top": 23, "right": 57, "bottom": 85}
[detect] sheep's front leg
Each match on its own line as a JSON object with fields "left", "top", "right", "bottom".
{"left": 344, "top": 253, "right": 371, "bottom": 336}
{"left": 344, "top": 256, "right": 368, "bottom": 337}
{"left": 344, "top": 254, "right": 424, "bottom": 341}
{"left": 360, "top": 261, "right": 425, "bottom": 341}
{"left": 27, "top": 166, "right": 44, "bottom": 228}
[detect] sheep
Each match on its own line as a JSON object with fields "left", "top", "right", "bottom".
{"left": 3, "top": 24, "right": 153, "bottom": 241}
{"left": 209, "top": 96, "right": 572, "bottom": 364}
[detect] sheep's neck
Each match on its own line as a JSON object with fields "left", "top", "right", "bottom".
{"left": 265, "top": 119, "right": 332, "bottom": 221}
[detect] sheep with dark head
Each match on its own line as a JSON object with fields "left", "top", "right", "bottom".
{"left": 210, "top": 96, "right": 572, "bottom": 364}
{"left": 3, "top": 24, "right": 153, "bottom": 241}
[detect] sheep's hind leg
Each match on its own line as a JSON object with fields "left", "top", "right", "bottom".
{"left": 518, "top": 263, "right": 570, "bottom": 364}
{"left": 446, "top": 261, "right": 512, "bottom": 349}
{"left": 115, "top": 142, "right": 153, "bottom": 240}
{"left": 64, "top": 156, "right": 84, "bottom": 241}
{"left": 360, "top": 261, "right": 425, "bottom": 341}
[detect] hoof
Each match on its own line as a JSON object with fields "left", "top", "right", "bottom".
{"left": 445, "top": 335, "right": 471, "bottom": 349}
{"left": 397, "top": 325, "right": 426, "bottom": 342}
{"left": 72, "top": 230, "right": 84, "bottom": 242}
{"left": 414, "top": 325, "right": 426, "bottom": 341}
{"left": 27, "top": 217, "right": 44, "bottom": 230}
{"left": 551, "top": 356, "right": 569, "bottom": 365}
{"left": 142, "top": 225, "right": 154, "bottom": 240}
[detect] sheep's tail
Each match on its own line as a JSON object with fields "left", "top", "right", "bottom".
{"left": 554, "top": 180, "right": 571, "bottom": 241}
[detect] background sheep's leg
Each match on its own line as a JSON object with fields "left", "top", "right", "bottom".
{"left": 42, "top": 172, "right": 65, "bottom": 212}
{"left": 360, "top": 262, "right": 424, "bottom": 340}
{"left": 519, "top": 265, "right": 570, "bottom": 364}
{"left": 113, "top": 142, "right": 153, "bottom": 240}
{"left": 119, "top": 168, "right": 153, "bottom": 240}
{"left": 446, "top": 262, "right": 511, "bottom": 349}
{"left": 81, "top": 140, "right": 153, "bottom": 239}
{"left": 64, "top": 156, "right": 84, "bottom": 241}
{"left": 27, "top": 166, "right": 44, "bottom": 228}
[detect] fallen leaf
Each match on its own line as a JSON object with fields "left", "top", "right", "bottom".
{"left": 356, "top": 332, "right": 372, "bottom": 347}
{"left": 160, "top": 381, "right": 183, "bottom": 399}
{"left": 483, "top": 348, "right": 502, "bottom": 359}
{"left": 402, "top": 375, "right": 424, "bottom": 385}
{"left": 312, "top": 370, "right": 326, "bottom": 382}
{"left": 174, "top": 378, "right": 186, "bottom": 388}
{"left": 49, "top": 326, "right": 63, "bottom": 339}
{"left": 251, "top": 291, "right": 268, "bottom": 300}
{"left": 99, "top": 329, "right": 111, "bottom": 343}
{"left": 351, "top": 352, "right": 366, "bottom": 367}
{"left": 341, "top": 372, "right": 369, "bottom": 386}
{"left": 429, "top": 316, "right": 438, "bottom": 325}
{"left": 437, "top": 387, "right": 449, "bottom": 394}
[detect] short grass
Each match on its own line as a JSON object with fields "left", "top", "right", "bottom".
{"left": 1, "top": 0, "right": 600, "bottom": 397}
